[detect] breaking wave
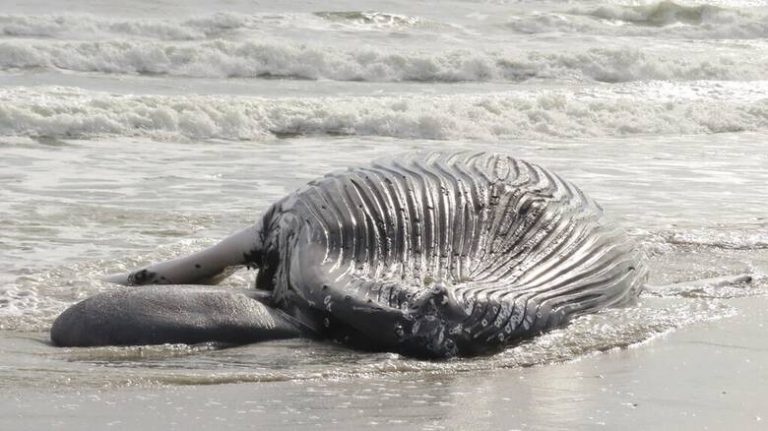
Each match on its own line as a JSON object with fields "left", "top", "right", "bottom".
{"left": 0, "top": 39, "right": 766, "bottom": 82}
{"left": 573, "top": 1, "right": 742, "bottom": 27}
{"left": 507, "top": 1, "right": 768, "bottom": 39}
{"left": 0, "top": 13, "right": 270, "bottom": 41}
{"left": 313, "top": 11, "right": 426, "bottom": 28}
{"left": 1, "top": 85, "right": 767, "bottom": 141}
{"left": 0, "top": 11, "right": 433, "bottom": 41}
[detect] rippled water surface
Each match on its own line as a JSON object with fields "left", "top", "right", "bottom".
{"left": 2, "top": 134, "right": 766, "bottom": 390}
{"left": 1, "top": 0, "right": 767, "bottom": 424}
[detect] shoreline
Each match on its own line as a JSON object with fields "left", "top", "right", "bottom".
{"left": 2, "top": 295, "right": 766, "bottom": 430}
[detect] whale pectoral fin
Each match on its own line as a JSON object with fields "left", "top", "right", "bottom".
{"left": 107, "top": 226, "right": 262, "bottom": 286}
{"left": 51, "top": 286, "right": 304, "bottom": 347}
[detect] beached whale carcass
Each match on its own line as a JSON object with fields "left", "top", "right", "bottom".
{"left": 52, "top": 152, "right": 647, "bottom": 358}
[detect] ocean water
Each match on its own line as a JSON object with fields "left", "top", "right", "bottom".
{"left": 1, "top": 0, "right": 767, "bottom": 423}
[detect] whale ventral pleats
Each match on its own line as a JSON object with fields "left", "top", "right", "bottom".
{"left": 257, "top": 152, "right": 648, "bottom": 358}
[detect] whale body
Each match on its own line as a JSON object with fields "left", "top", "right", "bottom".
{"left": 52, "top": 152, "right": 647, "bottom": 358}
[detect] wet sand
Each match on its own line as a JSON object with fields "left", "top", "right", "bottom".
{"left": 2, "top": 295, "right": 765, "bottom": 431}
{"left": 3, "top": 0, "right": 768, "bottom": 429}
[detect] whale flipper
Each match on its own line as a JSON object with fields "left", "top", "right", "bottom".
{"left": 106, "top": 226, "right": 263, "bottom": 286}
{"left": 50, "top": 286, "right": 303, "bottom": 347}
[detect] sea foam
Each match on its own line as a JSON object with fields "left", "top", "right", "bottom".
{"left": 0, "top": 39, "right": 766, "bottom": 82}
{"left": 0, "top": 11, "right": 435, "bottom": 41}
{"left": 507, "top": 0, "right": 768, "bottom": 39}
{"left": 1, "top": 84, "right": 766, "bottom": 141}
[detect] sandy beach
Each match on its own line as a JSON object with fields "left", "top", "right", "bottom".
{"left": 2, "top": 1, "right": 768, "bottom": 429}
{"left": 3, "top": 294, "right": 765, "bottom": 430}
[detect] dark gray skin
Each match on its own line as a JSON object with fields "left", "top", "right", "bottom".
{"left": 53, "top": 152, "right": 657, "bottom": 358}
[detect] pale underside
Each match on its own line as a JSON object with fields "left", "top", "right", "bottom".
{"left": 258, "top": 152, "right": 647, "bottom": 357}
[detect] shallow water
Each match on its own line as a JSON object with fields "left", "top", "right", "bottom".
{"left": 3, "top": 297, "right": 767, "bottom": 430}
{"left": 2, "top": 134, "right": 766, "bottom": 390}
{"left": 1, "top": 0, "right": 767, "bottom": 427}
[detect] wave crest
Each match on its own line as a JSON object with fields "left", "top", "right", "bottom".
{"left": 507, "top": 1, "right": 768, "bottom": 39}
{"left": 576, "top": 1, "right": 722, "bottom": 27}
{"left": 0, "top": 13, "right": 249, "bottom": 41}
{"left": 1, "top": 85, "right": 767, "bottom": 141}
{"left": 0, "top": 40, "right": 765, "bottom": 82}
{"left": 313, "top": 11, "right": 423, "bottom": 28}
{"left": 0, "top": 11, "right": 433, "bottom": 41}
